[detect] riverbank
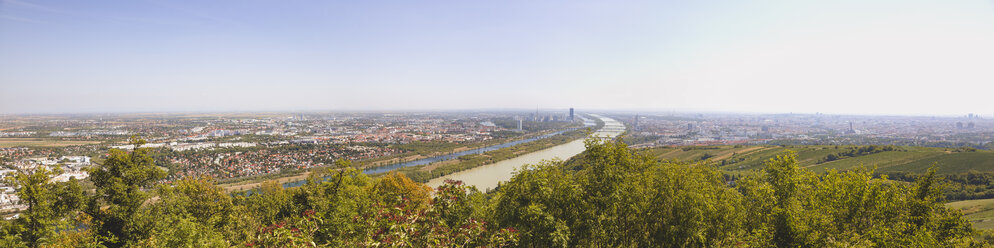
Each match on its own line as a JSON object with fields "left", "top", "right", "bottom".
{"left": 360, "top": 126, "right": 583, "bottom": 175}
{"left": 425, "top": 115, "right": 624, "bottom": 191}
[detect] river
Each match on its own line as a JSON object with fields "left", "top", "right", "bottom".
{"left": 279, "top": 115, "right": 603, "bottom": 189}
{"left": 425, "top": 114, "right": 625, "bottom": 191}
{"left": 361, "top": 117, "right": 596, "bottom": 175}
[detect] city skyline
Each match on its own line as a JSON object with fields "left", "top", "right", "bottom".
{"left": 3, "top": 0, "right": 994, "bottom": 116}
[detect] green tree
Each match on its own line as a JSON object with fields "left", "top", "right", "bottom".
{"left": 494, "top": 160, "right": 577, "bottom": 247}
{"left": 905, "top": 165, "right": 973, "bottom": 245}
{"left": 763, "top": 152, "right": 806, "bottom": 247}
{"left": 495, "top": 139, "right": 744, "bottom": 247}
{"left": 138, "top": 216, "right": 228, "bottom": 248}
{"left": 2, "top": 166, "right": 84, "bottom": 247}
{"left": 372, "top": 172, "right": 432, "bottom": 211}
{"left": 738, "top": 153, "right": 975, "bottom": 246}
{"left": 152, "top": 176, "right": 233, "bottom": 230}
{"left": 85, "top": 137, "right": 166, "bottom": 247}
{"left": 143, "top": 176, "right": 233, "bottom": 247}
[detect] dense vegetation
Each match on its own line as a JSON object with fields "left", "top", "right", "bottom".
{"left": 884, "top": 171, "right": 994, "bottom": 201}
{"left": 817, "top": 145, "right": 902, "bottom": 163}
{"left": 0, "top": 138, "right": 986, "bottom": 247}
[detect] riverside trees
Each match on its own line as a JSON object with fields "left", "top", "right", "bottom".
{"left": 0, "top": 137, "right": 981, "bottom": 247}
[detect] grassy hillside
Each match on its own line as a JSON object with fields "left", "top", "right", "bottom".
{"left": 643, "top": 145, "right": 994, "bottom": 175}
{"left": 948, "top": 198, "right": 994, "bottom": 230}
{"left": 646, "top": 144, "right": 994, "bottom": 230}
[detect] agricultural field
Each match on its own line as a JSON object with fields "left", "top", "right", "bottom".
{"left": 947, "top": 198, "right": 994, "bottom": 230}
{"left": 0, "top": 138, "right": 103, "bottom": 148}
{"left": 642, "top": 145, "right": 994, "bottom": 175}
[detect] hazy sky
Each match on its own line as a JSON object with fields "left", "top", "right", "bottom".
{"left": 2, "top": 0, "right": 993, "bottom": 116}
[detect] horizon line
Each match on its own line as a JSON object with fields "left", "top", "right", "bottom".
{"left": 0, "top": 108, "right": 984, "bottom": 119}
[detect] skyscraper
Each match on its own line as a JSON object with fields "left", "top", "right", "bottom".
{"left": 846, "top": 121, "right": 857, "bottom": 134}
{"left": 634, "top": 114, "right": 639, "bottom": 131}
{"left": 569, "top": 108, "right": 575, "bottom": 121}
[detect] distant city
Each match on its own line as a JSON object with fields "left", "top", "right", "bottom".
{"left": 616, "top": 112, "right": 990, "bottom": 149}
{"left": 0, "top": 110, "right": 578, "bottom": 212}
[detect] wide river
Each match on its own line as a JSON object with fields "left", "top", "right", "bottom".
{"left": 279, "top": 115, "right": 617, "bottom": 190}
{"left": 425, "top": 114, "right": 625, "bottom": 191}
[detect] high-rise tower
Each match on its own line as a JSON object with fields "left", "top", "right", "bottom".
{"left": 634, "top": 114, "right": 639, "bottom": 131}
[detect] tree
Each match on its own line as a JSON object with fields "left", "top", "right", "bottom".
{"left": 763, "top": 152, "right": 805, "bottom": 247}
{"left": 85, "top": 137, "right": 166, "bottom": 247}
{"left": 738, "top": 153, "right": 974, "bottom": 246}
{"left": 3, "top": 166, "right": 83, "bottom": 248}
{"left": 905, "top": 165, "right": 972, "bottom": 245}
{"left": 495, "top": 139, "right": 743, "bottom": 247}
{"left": 433, "top": 180, "right": 490, "bottom": 230}
{"left": 152, "top": 176, "right": 234, "bottom": 230}
{"left": 372, "top": 172, "right": 432, "bottom": 211}
{"left": 143, "top": 176, "right": 234, "bottom": 247}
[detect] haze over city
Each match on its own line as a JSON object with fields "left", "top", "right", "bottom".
{"left": 3, "top": 0, "right": 994, "bottom": 115}
{"left": 10, "top": 1, "right": 994, "bottom": 246}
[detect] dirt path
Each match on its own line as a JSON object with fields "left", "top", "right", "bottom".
{"left": 712, "top": 146, "right": 765, "bottom": 161}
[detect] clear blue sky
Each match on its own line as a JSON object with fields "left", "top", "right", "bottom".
{"left": 2, "top": 0, "right": 994, "bottom": 116}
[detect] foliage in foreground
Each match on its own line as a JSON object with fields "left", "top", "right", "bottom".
{"left": 497, "top": 139, "right": 974, "bottom": 247}
{"left": 0, "top": 138, "right": 985, "bottom": 247}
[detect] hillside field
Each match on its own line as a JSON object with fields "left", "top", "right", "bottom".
{"left": 644, "top": 144, "right": 994, "bottom": 230}
{"left": 948, "top": 198, "right": 994, "bottom": 230}
{"left": 643, "top": 145, "right": 994, "bottom": 175}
